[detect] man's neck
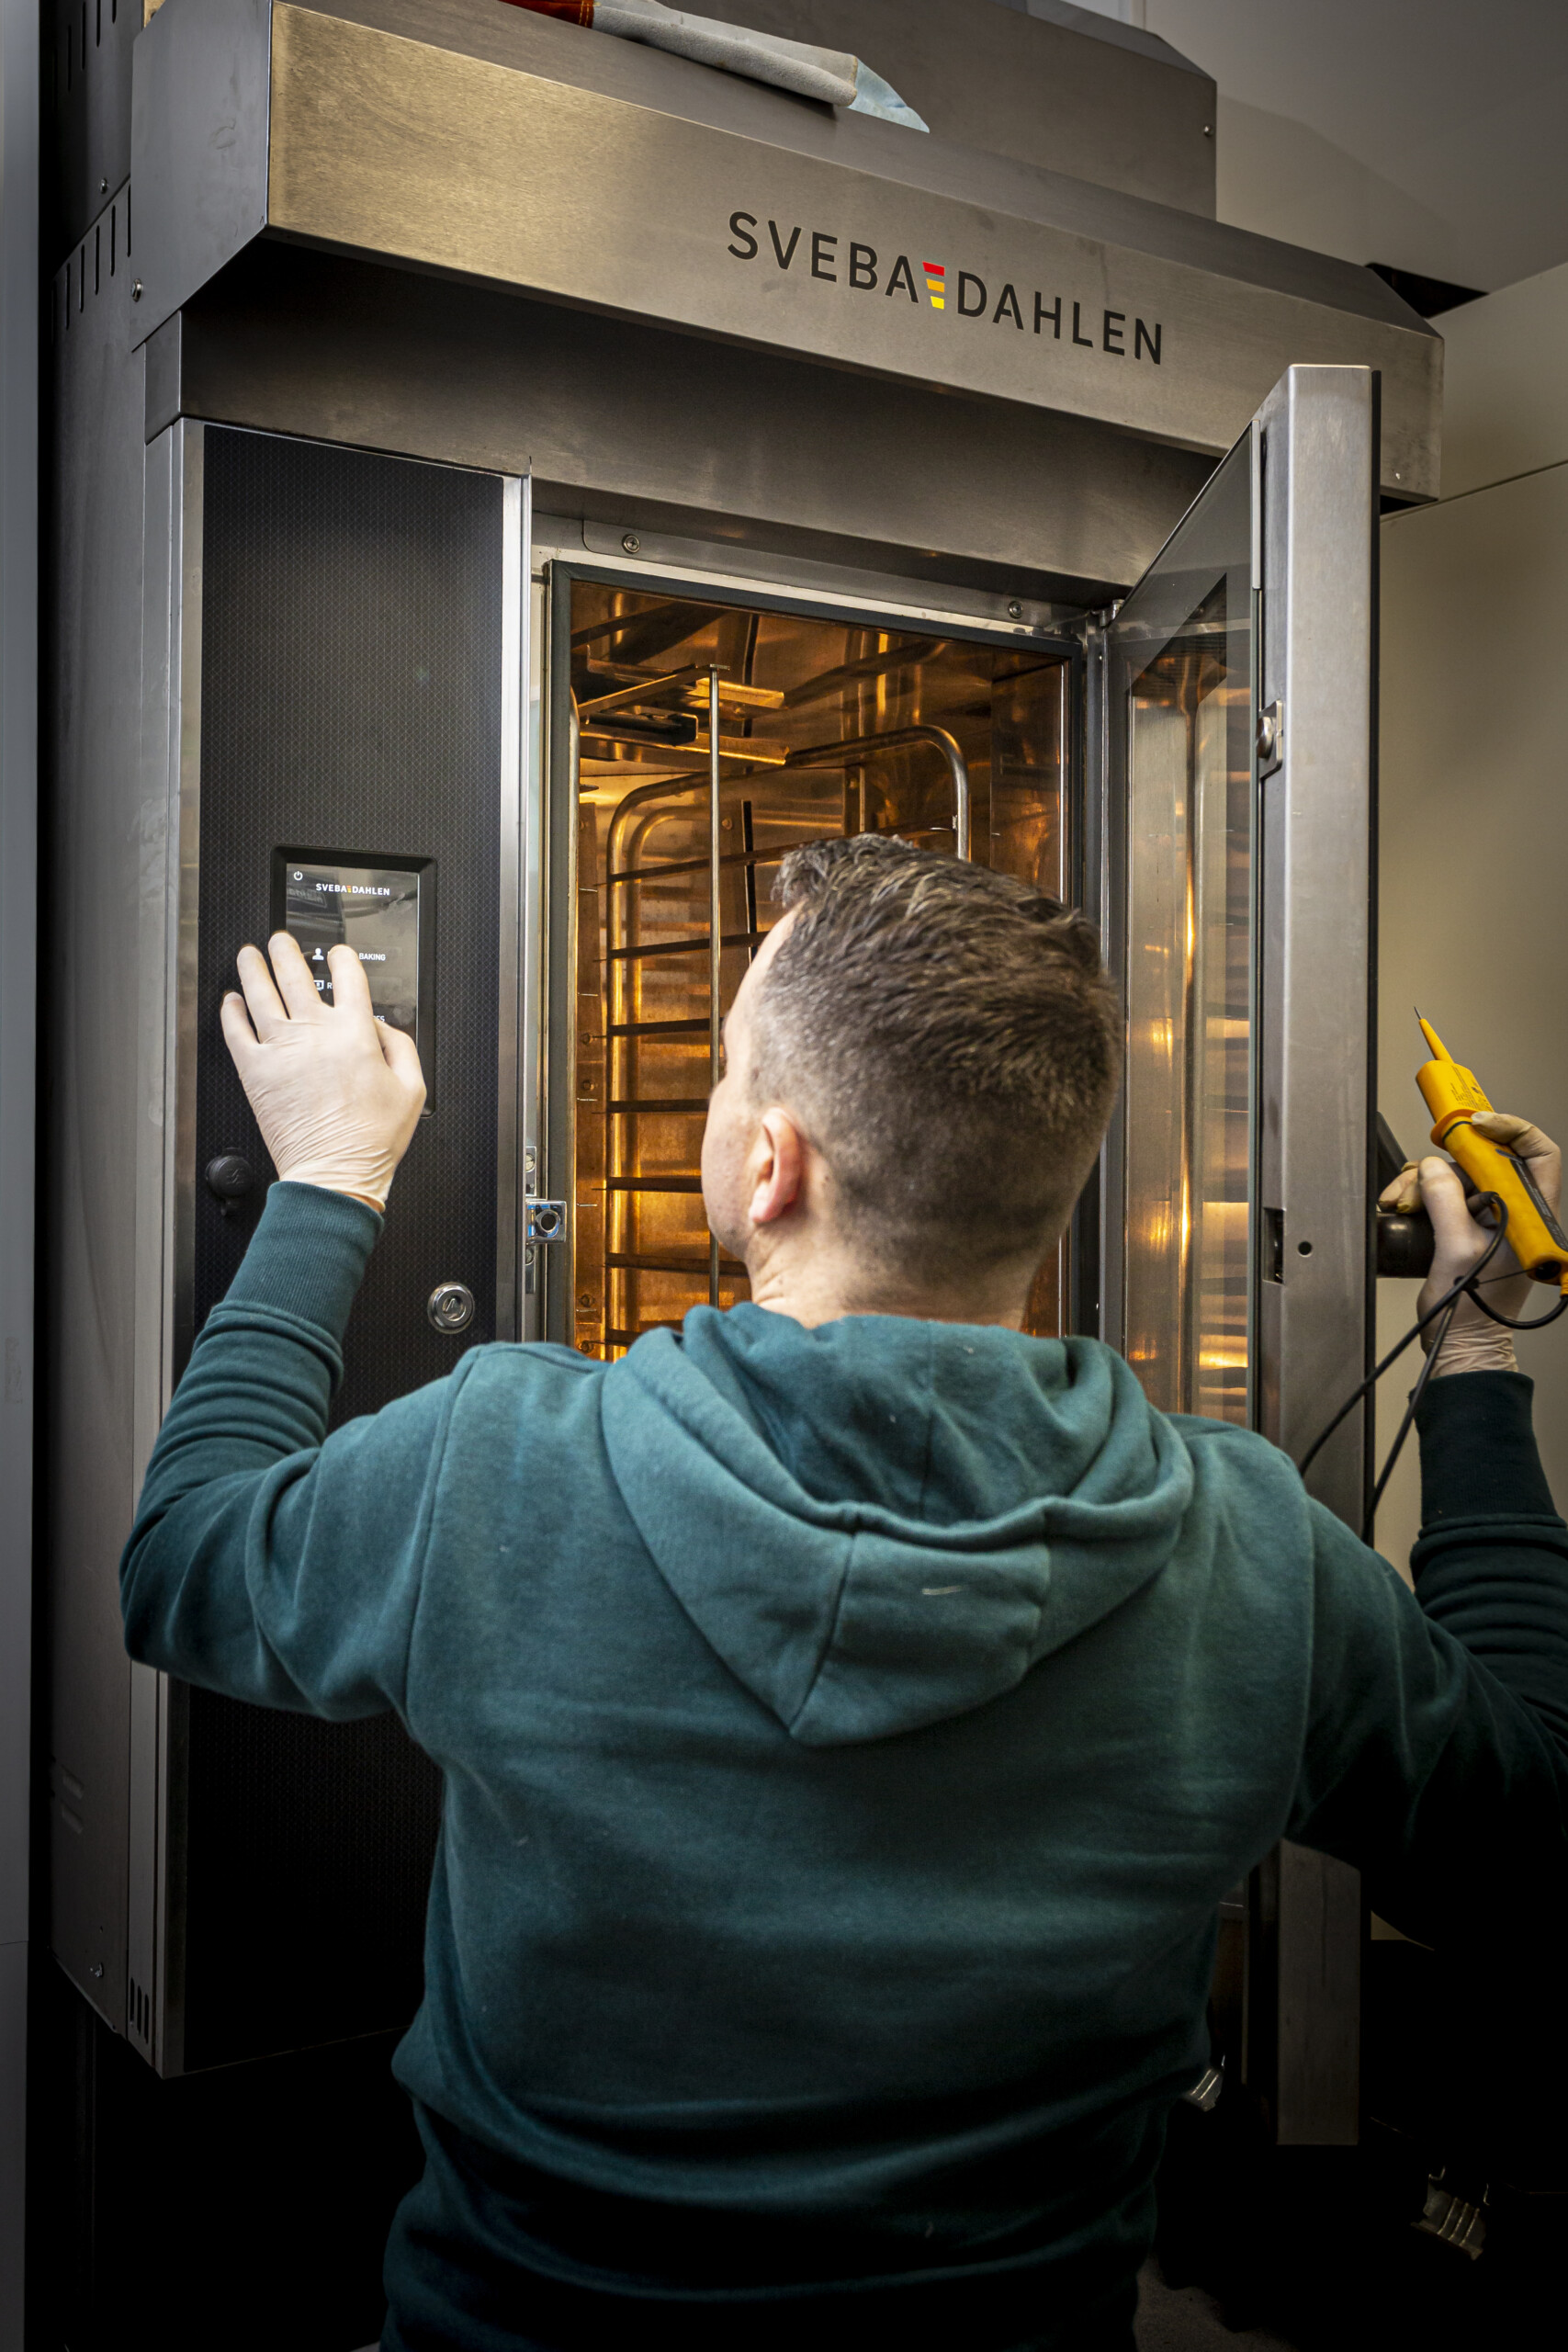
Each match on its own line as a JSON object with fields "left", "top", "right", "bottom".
{"left": 742, "top": 1245, "right": 1032, "bottom": 1331}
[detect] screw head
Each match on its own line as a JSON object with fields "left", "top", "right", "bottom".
{"left": 131, "top": 278, "right": 143, "bottom": 301}
{"left": 1007, "top": 599, "right": 1023, "bottom": 620}
{"left": 622, "top": 532, "right": 641, "bottom": 555}
{"left": 99, "top": 177, "right": 107, "bottom": 194}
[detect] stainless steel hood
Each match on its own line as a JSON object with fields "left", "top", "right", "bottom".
{"left": 130, "top": 0, "right": 1441, "bottom": 501}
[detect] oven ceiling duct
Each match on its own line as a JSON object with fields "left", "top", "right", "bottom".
{"left": 130, "top": 0, "right": 1440, "bottom": 502}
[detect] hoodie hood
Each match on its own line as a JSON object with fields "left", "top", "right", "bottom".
{"left": 600, "top": 1305, "right": 1194, "bottom": 1747}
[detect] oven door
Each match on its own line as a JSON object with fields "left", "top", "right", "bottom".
{"left": 1094, "top": 364, "right": 1378, "bottom": 2145}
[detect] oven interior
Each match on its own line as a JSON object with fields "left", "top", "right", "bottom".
{"left": 564, "top": 581, "right": 1076, "bottom": 1358}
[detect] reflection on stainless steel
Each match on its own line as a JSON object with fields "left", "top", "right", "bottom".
{"left": 1117, "top": 437, "right": 1253, "bottom": 1425}
{"left": 778, "top": 641, "right": 952, "bottom": 710}
{"left": 569, "top": 581, "right": 1070, "bottom": 1360}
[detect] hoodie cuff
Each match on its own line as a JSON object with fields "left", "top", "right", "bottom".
{"left": 1414, "top": 1368, "right": 1556, "bottom": 1526}
{"left": 218, "top": 1180, "right": 382, "bottom": 1342}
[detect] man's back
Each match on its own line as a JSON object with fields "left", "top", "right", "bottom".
{"left": 126, "top": 843, "right": 1568, "bottom": 2346}
{"left": 122, "top": 1192, "right": 1568, "bottom": 2346}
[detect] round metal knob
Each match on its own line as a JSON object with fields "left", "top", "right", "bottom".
{"left": 205, "top": 1152, "right": 257, "bottom": 1203}
{"left": 427, "top": 1281, "right": 476, "bottom": 1336}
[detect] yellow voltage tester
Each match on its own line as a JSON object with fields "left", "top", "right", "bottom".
{"left": 1416, "top": 1014, "right": 1568, "bottom": 1292}
{"left": 1308, "top": 1015, "right": 1568, "bottom": 1532}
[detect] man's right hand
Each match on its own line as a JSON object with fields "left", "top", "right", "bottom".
{"left": 1380, "top": 1113, "right": 1562, "bottom": 1377}
{"left": 220, "top": 932, "right": 426, "bottom": 1212}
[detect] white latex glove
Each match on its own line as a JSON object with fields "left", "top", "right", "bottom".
{"left": 220, "top": 932, "right": 426, "bottom": 1211}
{"left": 1379, "top": 1112, "right": 1562, "bottom": 1377}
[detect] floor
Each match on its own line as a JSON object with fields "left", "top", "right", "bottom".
{"left": 1135, "top": 2258, "right": 1300, "bottom": 2348}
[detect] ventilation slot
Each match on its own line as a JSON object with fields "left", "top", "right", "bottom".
{"left": 56, "top": 189, "right": 131, "bottom": 340}
{"left": 51, "top": 1759, "right": 86, "bottom": 1835}
{"left": 129, "top": 1974, "right": 152, "bottom": 2045}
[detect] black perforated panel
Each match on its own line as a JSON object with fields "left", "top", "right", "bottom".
{"left": 184, "top": 426, "right": 503, "bottom": 2069}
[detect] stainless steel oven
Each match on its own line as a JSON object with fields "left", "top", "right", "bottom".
{"left": 39, "top": 0, "right": 1430, "bottom": 2323}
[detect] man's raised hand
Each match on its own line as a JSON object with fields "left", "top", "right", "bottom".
{"left": 220, "top": 933, "right": 426, "bottom": 1212}
{"left": 1379, "top": 1112, "right": 1562, "bottom": 1378}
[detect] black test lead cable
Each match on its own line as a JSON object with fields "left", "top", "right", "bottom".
{"left": 1299, "top": 1194, "right": 1568, "bottom": 1543}
{"left": 1296, "top": 1197, "right": 1510, "bottom": 1480}
{"left": 1298, "top": 1197, "right": 1514, "bottom": 1541}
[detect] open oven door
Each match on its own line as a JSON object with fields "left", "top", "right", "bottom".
{"left": 1091, "top": 366, "right": 1379, "bottom": 2144}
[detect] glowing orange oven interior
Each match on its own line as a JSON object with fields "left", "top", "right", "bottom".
{"left": 566, "top": 582, "right": 1072, "bottom": 1358}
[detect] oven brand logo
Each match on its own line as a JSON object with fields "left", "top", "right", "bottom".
{"left": 726, "top": 211, "right": 1163, "bottom": 364}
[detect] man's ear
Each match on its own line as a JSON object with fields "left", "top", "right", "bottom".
{"left": 748, "top": 1107, "right": 807, "bottom": 1228}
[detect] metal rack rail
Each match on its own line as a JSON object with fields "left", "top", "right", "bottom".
{"left": 585, "top": 695, "right": 974, "bottom": 1350}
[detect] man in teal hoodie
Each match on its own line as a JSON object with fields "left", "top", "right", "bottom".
{"left": 121, "top": 838, "right": 1568, "bottom": 2351}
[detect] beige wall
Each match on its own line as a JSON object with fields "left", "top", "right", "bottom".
{"left": 1144, "top": 0, "right": 1568, "bottom": 292}
{"left": 1373, "top": 262, "right": 1568, "bottom": 1563}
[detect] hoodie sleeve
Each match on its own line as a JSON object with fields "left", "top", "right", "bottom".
{"left": 119, "top": 1182, "right": 459, "bottom": 1720}
{"left": 1285, "top": 1372, "right": 1568, "bottom": 1948}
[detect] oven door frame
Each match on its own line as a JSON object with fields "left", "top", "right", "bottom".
{"left": 1089, "top": 365, "right": 1379, "bottom": 2148}
{"left": 530, "top": 539, "right": 1088, "bottom": 1350}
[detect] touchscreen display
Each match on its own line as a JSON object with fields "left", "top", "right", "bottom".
{"left": 280, "top": 861, "right": 422, "bottom": 1041}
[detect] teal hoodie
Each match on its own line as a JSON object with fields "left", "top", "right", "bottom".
{"left": 122, "top": 1185, "right": 1568, "bottom": 2348}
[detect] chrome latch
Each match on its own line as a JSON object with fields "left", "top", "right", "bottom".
{"left": 1182, "top": 2062, "right": 1224, "bottom": 2113}
{"left": 427, "top": 1281, "right": 476, "bottom": 1335}
{"left": 1257, "top": 699, "right": 1284, "bottom": 778}
{"left": 1414, "top": 2172, "right": 1487, "bottom": 2260}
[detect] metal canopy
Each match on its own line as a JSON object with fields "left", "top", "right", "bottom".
{"left": 131, "top": 0, "right": 1441, "bottom": 501}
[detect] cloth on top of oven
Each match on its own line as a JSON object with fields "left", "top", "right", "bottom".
{"left": 500, "top": 0, "right": 930, "bottom": 129}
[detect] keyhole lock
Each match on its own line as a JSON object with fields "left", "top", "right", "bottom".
{"left": 427, "top": 1281, "right": 476, "bottom": 1335}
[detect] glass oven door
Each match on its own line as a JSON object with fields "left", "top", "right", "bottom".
{"left": 1102, "top": 362, "right": 1378, "bottom": 1521}
{"left": 1097, "top": 365, "right": 1379, "bottom": 2147}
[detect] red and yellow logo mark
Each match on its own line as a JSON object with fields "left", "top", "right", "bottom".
{"left": 923, "top": 261, "right": 946, "bottom": 310}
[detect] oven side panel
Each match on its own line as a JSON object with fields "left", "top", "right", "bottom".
{"left": 168, "top": 425, "right": 510, "bottom": 2075}
{"left": 45, "top": 189, "right": 145, "bottom": 2032}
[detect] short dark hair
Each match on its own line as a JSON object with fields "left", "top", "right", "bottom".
{"left": 752, "top": 836, "right": 1122, "bottom": 1275}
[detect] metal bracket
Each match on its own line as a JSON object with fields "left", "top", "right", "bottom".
{"left": 526, "top": 1199, "right": 568, "bottom": 1245}
{"left": 1415, "top": 2174, "right": 1488, "bottom": 2261}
